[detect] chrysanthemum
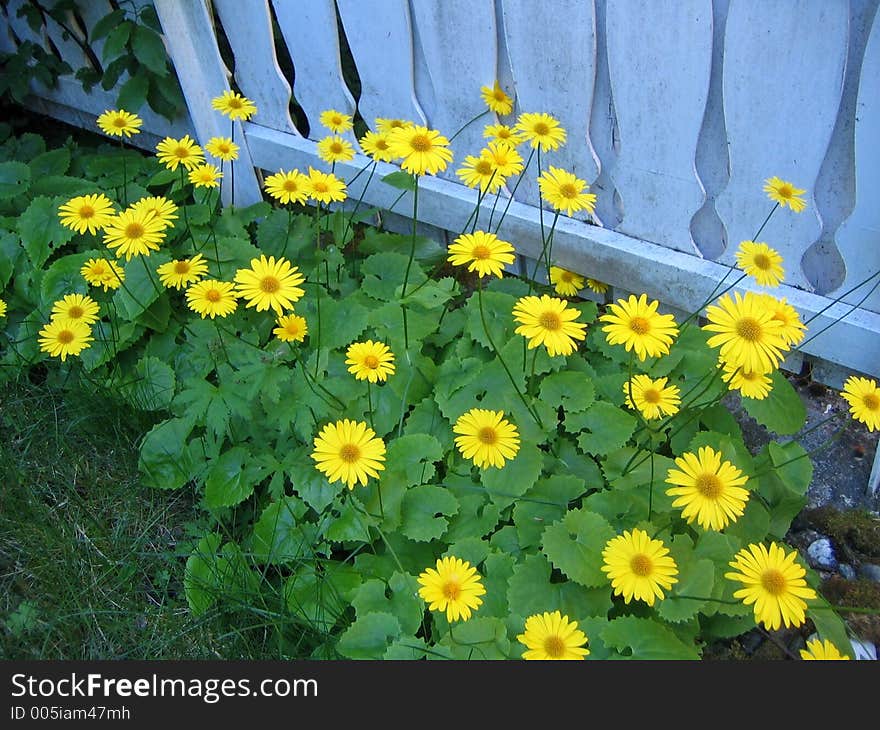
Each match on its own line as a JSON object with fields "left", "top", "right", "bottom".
{"left": 50, "top": 293, "right": 100, "bottom": 327}
{"left": 758, "top": 294, "right": 806, "bottom": 346}
{"left": 264, "top": 169, "right": 308, "bottom": 205}
{"left": 513, "top": 294, "right": 587, "bottom": 357}
{"left": 480, "top": 81, "right": 514, "bottom": 116}
{"left": 0, "top": 300, "right": 5, "bottom": 318}
{"left": 456, "top": 153, "right": 505, "bottom": 193}
{"left": 273, "top": 313, "right": 308, "bottom": 343}
{"left": 800, "top": 638, "right": 850, "bottom": 661}
{"left": 103, "top": 209, "right": 166, "bottom": 260}
{"left": 156, "top": 253, "right": 209, "bottom": 290}
{"left": 317, "top": 135, "right": 355, "bottom": 164}
{"left": 601, "top": 528, "right": 679, "bottom": 606}
{"left": 586, "top": 278, "right": 608, "bottom": 294}
{"left": 37, "top": 318, "right": 93, "bottom": 362}
{"left": 549, "top": 266, "right": 585, "bottom": 297}
{"left": 538, "top": 166, "right": 596, "bottom": 216}
{"left": 81, "top": 257, "right": 124, "bottom": 291}
{"left": 453, "top": 408, "right": 520, "bottom": 470}
{"left": 417, "top": 556, "right": 486, "bottom": 623}
{"left": 703, "top": 291, "right": 789, "bottom": 375}
{"left": 763, "top": 176, "right": 807, "bottom": 212}
{"left": 58, "top": 193, "right": 116, "bottom": 235}
{"left": 484, "top": 140, "right": 524, "bottom": 178}
{"left": 735, "top": 240, "right": 785, "bottom": 287}
{"left": 234, "top": 255, "right": 305, "bottom": 315}
{"left": 482, "top": 123, "right": 523, "bottom": 146}
{"left": 517, "top": 611, "right": 590, "bottom": 660}
{"left": 345, "top": 340, "right": 396, "bottom": 383}
{"left": 375, "top": 118, "right": 412, "bottom": 135}
{"left": 387, "top": 125, "right": 453, "bottom": 176}
{"left": 623, "top": 374, "right": 681, "bottom": 420}
{"left": 310, "top": 418, "right": 386, "bottom": 489}
{"left": 515, "top": 112, "right": 566, "bottom": 151}
{"left": 304, "top": 167, "right": 347, "bottom": 204}
{"left": 840, "top": 376, "right": 880, "bottom": 432}
{"left": 319, "top": 108, "right": 353, "bottom": 133}
{"left": 96, "top": 108, "right": 142, "bottom": 138}
{"left": 185, "top": 279, "right": 238, "bottom": 319}
{"left": 205, "top": 136, "right": 239, "bottom": 161}
{"left": 599, "top": 293, "right": 679, "bottom": 361}
{"left": 211, "top": 90, "right": 257, "bottom": 121}
{"left": 359, "top": 130, "right": 395, "bottom": 162}
{"left": 188, "top": 163, "right": 223, "bottom": 188}
{"left": 665, "top": 445, "right": 750, "bottom": 531}
{"left": 447, "top": 230, "right": 516, "bottom": 279}
{"left": 721, "top": 361, "right": 773, "bottom": 400}
{"left": 156, "top": 135, "right": 205, "bottom": 171}
{"left": 130, "top": 196, "right": 178, "bottom": 230}
{"left": 725, "top": 542, "right": 817, "bottom": 630}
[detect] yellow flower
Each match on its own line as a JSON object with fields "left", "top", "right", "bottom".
{"left": 185, "top": 279, "right": 238, "bottom": 319}
{"left": 205, "top": 136, "right": 239, "bottom": 161}
{"left": 448, "top": 230, "right": 515, "bottom": 278}
{"left": 96, "top": 108, "right": 142, "bottom": 138}
{"left": 735, "top": 240, "right": 785, "bottom": 287}
{"left": 456, "top": 153, "right": 505, "bottom": 193}
{"left": 156, "top": 135, "right": 205, "bottom": 171}
{"left": 58, "top": 193, "right": 116, "bottom": 235}
{"left": 317, "top": 135, "right": 355, "bottom": 164}
{"left": 273, "top": 313, "right": 308, "bottom": 343}
{"left": 211, "top": 90, "right": 257, "bottom": 121}
{"left": 188, "top": 163, "right": 223, "bottom": 189}
{"left": 264, "top": 169, "right": 308, "bottom": 205}
{"left": 623, "top": 374, "right": 681, "bottom": 420}
{"left": 665, "top": 445, "right": 750, "bottom": 531}
{"left": 482, "top": 123, "right": 523, "bottom": 146}
{"left": 763, "top": 176, "right": 807, "bottom": 212}
{"left": 375, "top": 118, "right": 413, "bottom": 135}
{"left": 387, "top": 125, "right": 453, "bottom": 176}
{"left": 417, "top": 556, "right": 486, "bottom": 623}
{"left": 513, "top": 294, "right": 587, "bottom": 357}
{"left": 725, "top": 542, "right": 817, "bottom": 630}
{"left": 586, "top": 278, "right": 608, "bottom": 294}
{"left": 601, "top": 528, "right": 679, "bottom": 606}
{"left": 103, "top": 209, "right": 166, "bottom": 260}
{"left": 234, "top": 255, "right": 305, "bottom": 315}
{"left": 515, "top": 112, "right": 566, "bottom": 151}
{"left": 156, "top": 253, "right": 209, "bottom": 290}
{"left": 538, "top": 165, "right": 596, "bottom": 216}
{"left": 758, "top": 294, "right": 806, "bottom": 346}
{"left": 310, "top": 418, "right": 386, "bottom": 489}
{"left": 359, "top": 130, "right": 395, "bottom": 163}
{"left": 319, "top": 109, "right": 353, "bottom": 133}
{"left": 480, "top": 81, "right": 514, "bottom": 115}
{"left": 549, "top": 266, "right": 585, "bottom": 297}
{"left": 38, "top": 318, "right": 93, "bottom": 362}
{"left": 599, "top": 293, "right": 679, "bottom": 361}
{"left": 50, "top": 293, "right": 100, "bottom": 327}
{"left": 721, "top": 361, "right": 774, "bottom": 400}
{"left": 800, "top": 638, "right": 850, "bottom": 661}
{"left": 129, "top": 196, "right": 178, "bottom": 230}
{"left": 345, "top": 340, "right": 396, "bottom": 383}
{"left": 0, "top": 299, "right": 6, "bottom": 318}
{"left": 453, "top": 408, "right": 521, "bottom": 470}
{"left": 304, "top": 167, "right": 347, "bottom": 204}
{"left": 840, "top": 376, "right": 880, "bottom": 432}
{"left": 517, "top": 611, "right": 590, "bottom": 660}
{"left": 81, "top": 257, "right": 124, "bottom": 291}
{"left": 484, "top": 140, "right": 524, "bottom": 178}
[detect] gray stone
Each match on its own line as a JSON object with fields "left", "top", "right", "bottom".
{"left": 838, "top": 563, "right": 857, "bottom": 580}
{"left": 857, "top": 563, "right": 880, "bottom": 583}
{"left": 850, "top": 638, "right": 878, "bottom": 660}
{"left": 807, "top": 538, "right": 839, "bottom": 571}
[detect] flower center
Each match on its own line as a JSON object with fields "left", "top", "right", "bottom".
{"left": 57, "top": 330, "right": 75, "bottom": 344}
{"left": 643, "top": 387, "right": 661, "bottom": 404}
{"left": 740, "top": 370, "right": 759, "bottom": 382}
{"left": 113, "top": 117, "right": 126, "bottom": 128}
{"left": 364, "top": 354, "right": 379, "bottom": 369}
{"left": 219, "top": 143, "right": 230, "bottom": 154}
{"left": 442, "top": 579, "right": 461, "bottom": 600}
{"left": 498, "top": 129, "right": 512, "bottom": 139}
{"left": 68, "top": 305, "right": 84, "bottom": 319}
{"left": 228, "top": 98, "right": 243, "bottom": 109}
{"left": 543, "top": 635, "right": 567, "bottom": 658}
{"left": 863, "top": 393, "right": 879, "bottom": 411}
{"left": 330, "top": 142, "right": 343, "bottom": 154}
{"left": 476, "top": 160, "right": 493, "bottom": 175}
{"left": 629, "top": 554, "right": 653, "bottom": 577}
{"left": 533, "top": 122, "right": 549, "bottom": 136}
{"left": 375, "top": 139, "right": 389, "bottom": 151}
{"left": 629, "top": 316, "right": 650, "bottom": 335}
{"left": 79, "top": 205, "right": 95, "bottom": 219}
{"left": 695, "top": 473, "right": 722, "bottom": 498}
{"left": 560, "top": 183, "right": 578, "bottom": 199}
{"left": 125, "top": 222, "right": 145, "bottom": 239}
{"left": 472, "top": 244, "right": 491, "bottom": 260}
{"left": 753, "top": 253, "right": 771, "bottom": 270}
{"left": 340, "top": 443, "right": 361, "bottom": 463}
{"left": 560, "top": 271, "right": 573, "bottom": 283}
{"left": 174, "top": 146, "right": 190, "bottom": 159}
{"left": 760, "top": 569, "right": 787, "bottom": 595}
{"left": 539, "top": 311, "right": 562, "bottom": 331}
{"left": 330, "top": 115, "right": 342, "bottom": 127}
{"left": 260, "top": 276, "right": 280, "bottom": 293}
{"left": 735, "top": 317, "right": 762, "bottom": 342}
{"left": 410, "top": 134, "right": 432, "bottom": 152}
{"left": 313, "top": 181, "right": 329, "bottom": 193}
{"left": 174, "top": 261, "right": 191, "bottom": 274}
{"left": 777, "top": 184, "right": 792, "bottom": 199}
{"left": 388, "top": 120, "right": 405, "bottom": 129}
{"left": 477, "top": 426, "right": 498, "bottom": 445}
{"left": 205, "top": 289, "right": 222, "bottom": 302}
{"left": 92, "top": 264, "right": 106, "bottom": 275}
{"left": 282, "top": 179, "right": 299, "bottom": 192}
{"left": 493, "top": 89, "right": 506, "bottom": 102}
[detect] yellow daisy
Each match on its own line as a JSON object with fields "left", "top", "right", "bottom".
{"left": 725, "top": 541, "right": 817, "bottom": 630}
{"left": 211, "top": 90, "right": 257, "bottom": 121}
{"left": 763, "top": 176, "right": 807, "bottom": 212}
{"left": 480, "top": 81, "right": 514, "bottom": 116}
{"left": 317, "top": 135, "right": 355, "bottom": 164}
{"left": 800, "top": 638, "right": 850, "bottom": 661}
{"left": 188, "top": 163, "right": 223, "bottom": 189}
{"left": 447, "top": 230, "right": 516, "bottom": 278}
{"left": 453, "top": 408, "right": 520, "bottom": 470}
{"left": 417, "top": 556, "right": 486, "bottom": 623}
{"left": 156, "top": 135, "right": 205, "bottom": 171}
{"left": 234, "top": 255, "right": 305, "bottom": 315}
{"left": 96, "top": 108, "right": 142, "bottom": 138}
{"left": 735, "top": 240, "right": 785, "bottom": 287}
{"left": 759, "top": 294, "right": 806, "bottom": 346}
{"left": 0, "top": 300, "right": 6, "bottom": 318}
{"left": 538, "top": 165, "right": 597, "bottom": 216}
{"left": 482, "top": 123, "right": 523, "bottom": 146}
{"left": 387, "top": 125, "right": 453, "bottom": 176}
{"left": 185, "top": 279, "right": 238, "bottom": 319}
{"left": 456, "top": 153, "right": 505, "bottom": 193}
{"left": 549, "top": 266, "right": 585, "bottom": 297}
{"left": 310, "top": 418, "right": 386, "bottom": 490}
{"left": 50, "top": 293, "right": 100, "bottom": 327}
{"left": 273, "top": 313, "right": 308, "bottom": 343}
{"left": 623, "top": 374, "right": 681, "bottom": 420}
{"left": 319, "top": 108, "right": 353, "bottom": 133}
{"left": 513, "top": 294, "right": 588, "bottom": 357}
{"left": 57, "top": 193, "right": 116, "bottom": 235}
{"left": 304, "top": 167, "right": 347, "bottom": 205}
{"left": 103, "top": 209, "right": 166, "bottom": 260}
{"left": 156, "top": 253, "right": 209, "bottom": 290}
{"left": 129, "top": 196, "right": 178, "bottom": 230}
{"left": 205, "top": 136, "right": 239, "bottom": 161}
{"left": 599, "top": 293, "right": 679, "bottom": 361}
{"left": 517, "top": 611, "right": 590, "bottom": 660}
{"left": 375, "top": 118, "right": 413, "bottom": 135}
{"left": 37, "top": 318, "right": 93, "bottom": 362}
{"left": 359, "top": 130, "right": 395, "bottom": 163}
{"left": 515, "top": 112, "right": 566, "bottom": 152}
{"left": 586, "top": 278, "right": 608, "bottom": 294}
{"left": 345, "top": 340, "right": 396, "bottom": 383}
{"left": 484, "top": 140, "right": 524, "bottom": 178}
{"left": 665, "top": 445, "right": 750, "bottom": 531}
{"left": 264, "top": 169, "right": 308, "bottom": 205}
{"left": 80, "top": 257, "right": 124, "bottom": 292}
{"left": 840, "top": 376, "right": 880, "bottom": 432}
{"left": 721, "top": 361, "right": 774, "bottom": 400}
{"left": 601, "top": 528, "right": 679, "bottom": 607}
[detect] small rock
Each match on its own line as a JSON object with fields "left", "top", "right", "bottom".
{"left": 858, "top": 563, "right": 880, "bottom": 583}
{"left": 838, "top": 563, "right": 857, "bottom": 580}
{"left": 807, "top": 538, "right": 839, "bottom": 571}
{"left": 850, "top": 638, "right": 878, "bottom": 660}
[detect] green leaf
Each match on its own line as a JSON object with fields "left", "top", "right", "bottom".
{"left": 541, "top": 508, "right": 616, "bottom": 587}
{"left": 39, "top": 249, "right": 97, "bottom": 302}
{"left": 400, "top": 484, "right": 459, "bottom": 542}
{"left": 658, "top": 558, "right": 715, "bottom": 624}
{"left": 741, "top": 370, "right": 806, "bottom": 435}
{"left": 465, "top": 289, "right": 517, "bottom": 352}
{"left": 437, "top": 616, "right": 512, "bottom": 660}
{"left": 284, "top": 562, "right": 362, "bottom": 629}
{"left": 18, "top": 196, "right": 74, "bottom": 268}
{"left": 113, "top": 253, "right": 168, "bottom": 320}
{"left": 480, "top": 441, "right": 544, "bottom": 510}
{"left": 102, "top": 21, "right": 133, "bottom": 62}
{"left": 513, "top": 474, "right": 585, "bottom": 550}
{"left": 256, "top": 209, "right": 313, "bottom": 259}
{"left": 30, "top": 175, "right": 97, "bottom": 197}
{"left": 381, "top": 171, "right": 416, "bottom": 191}
{"left": 30, "top": 148, "right": 70, "bottom": 177}
{"left": 251, "top": 496, "right": 317, "bottom": 565}
{"left": 574, "top": 401, "right": 637, "bottom": 457}
{"left": 400, "top": 277, "right": 457, "bottom": 309}
{"left": 0, "top": 230, "right": 20, "bottom": 289}
{"left": 540, "top": 370, "right": 596, "bottom": 413}
{"left": 336, "top": 612, "right": 401, "bottom": 659}
{"left": 138, "top": 417, "right": 197, "bottom": 490}
{"left": 360, "top": 251, "right": 425, "bottom": 301}
{"left": 0, "top": 160, "right": 30, "bottom": 199}
{"left": 125, "top": 355, "right": 176, "bottom": 411}
{"left": 184, "top": 533, "right": 222, "bottom": 615}
{"left": 312, "top": 294, "right": 370, "bottom": 350}
{"left": 90, "top": 9, "right": 125, "bottom": 41}
{"left": 204, "top": 446, "right": 269, "bottom": 509}
{"left": 131, "top": 25, "right": 169, "bottom": 76}
{"left": 352, "top": 572, "right": 423, "bottom": 636}
{"left": 116, "top": 72, "right": 150, "bottom": 114}
{"left": 600, "top": 616, "right": 700, "bottom": 659}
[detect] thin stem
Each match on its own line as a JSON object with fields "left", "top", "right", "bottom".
{"left": 797, "top": 273, "right": 880, "bottom": 350}
{"left": 213, "top": 319, "right": 231, "bottom": 365}
{"left": 492, "top": 147, "right": 535, "bottom": 236}
{"left": 230, "top": 119, "right": 235, "bottom": 209}
{"left": 366, "top": 379, "right": 375, "bottom": 430}
{"left": 448, "top": 110, "right": 490, "bottom": 143}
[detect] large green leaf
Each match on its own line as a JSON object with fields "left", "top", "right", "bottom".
{"left": 204, "top": 446, "right": 270, "bottom": 509}
{"left": 400, "top": 484, "right": 459, "bottom": 542}
{"left": 336, "top": 612, "right": 401, "bottom": 659}
{"left": 600, "top": 616, "right": 701, "bottom": 659}
{"left": 131, "top": 25, "right": 169, "bottom": 76}
{"left": 30, "top": 148, "right": 70, "bottom": 177}
{"left": 251, "top": 495, "right": 317, "bottom": 564}
{"left": 480, "top": 441, "right": 544, "bottom": 510}
{"left": 283, "top": 561, "right": 362, "bottom": 630}
{"left": 113, "top": 253, "right": 169, "bottom": 320}
{"left": 124, "top": 355, "right": 176, "bottom": 411}
{"left": 18, "top": 196, "right": 74, "bottom": 269}
{"left": 541, "top": 508, "right": 616, "bottom": 587}
{"left": 352, "top": 572, "right": 423, "bottom": 635}
{"left": 741, "top": 370, "right": 806, "bottom": 435}
{"left": 540, "top": 370, "right": 596, "bottom": 413}
{"left": 573, "top": 401, "right": 637, "bottom": 456}
{"left": 138, "top": 417, "right": 198, "bottom": 490}
{"left": 183, "top": 533, "right": 223, "bottom": 615}
{"left": 0, "top": 161, "right": 30, "bottom": 199}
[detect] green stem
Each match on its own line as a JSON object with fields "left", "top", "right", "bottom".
{"left": 366, "top": 379, "right": 375, "bottom": 431}
{"left": 448, "top": 110, "right": 490, "bottom": 143}
{"left": 492, "top": 147, "right": 535, "bottom": 236}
